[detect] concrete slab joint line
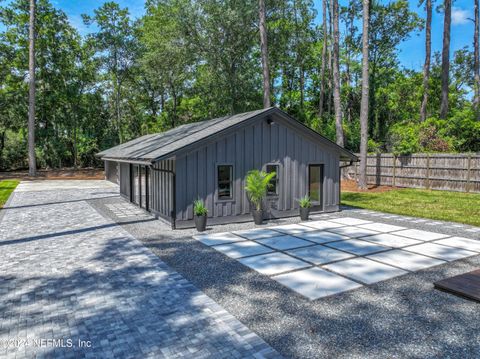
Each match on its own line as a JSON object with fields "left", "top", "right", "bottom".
{"left": 0, "top": 180, "right": 280, "bottom": 359}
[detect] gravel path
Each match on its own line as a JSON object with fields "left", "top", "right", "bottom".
{"left": 90, "top": 196, "right": 480, "bottom": 359}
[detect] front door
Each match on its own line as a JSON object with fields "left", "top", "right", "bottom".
{"left": 308, "top": 164, "right": 324, "bottom": 210}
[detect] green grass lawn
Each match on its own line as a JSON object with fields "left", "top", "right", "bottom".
{"left": 0, "top": 180, "right": 20, "bottom": 209}
{"left": 341, "top": 188, "right": 480, "bottom": 227}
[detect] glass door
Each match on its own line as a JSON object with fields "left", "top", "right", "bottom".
{"left": 308, "top": 164, "right": 324, "bottom": 209}
{"left": 140, "top": 166, "right": 146, "bottom": 209}
{"left": 132, "top": 165, "right": 140, "bottom": 205}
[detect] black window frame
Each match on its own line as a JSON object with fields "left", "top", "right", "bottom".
{"left": 216, "top": 164, "right": 234, "bottom": 201}
{"left": 265, "top": 164, "right": 280, "bottom": 197}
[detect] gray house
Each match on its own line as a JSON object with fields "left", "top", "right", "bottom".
{"left": 97, "top": 107, "right": 357, "bottom": 228}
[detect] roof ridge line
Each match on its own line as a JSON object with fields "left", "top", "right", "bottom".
{"left": 139, "top": 108, "right": 271, "bottom": 162}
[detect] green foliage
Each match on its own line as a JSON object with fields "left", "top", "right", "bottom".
{"left": 245, "top": 170, "right": 276, "bottom": 211}
{"left": 0, "top": 180, "right": 19, "bottom": 208}
{"left": 298, "top": 195, "right": 312, "bottom": 208}
{"left": 0, "top": 0, "right": 478, "bottom": 172}
{"left": 193, "top": 199, "right": 208, "bottom": 216}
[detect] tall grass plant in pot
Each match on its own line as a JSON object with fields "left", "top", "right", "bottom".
{"left": 193, "top": 199, "right": 208, "bottom": 232}
{"left": 245, "top": 170, "right": 276, "bottom": 225}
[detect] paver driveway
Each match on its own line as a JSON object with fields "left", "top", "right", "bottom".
{"left": 0, "top": 181, "right": 278, "bottom": 358}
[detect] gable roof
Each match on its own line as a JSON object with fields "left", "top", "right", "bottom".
{"left": 97, "top": 107, "right": 357, "bottom": 164}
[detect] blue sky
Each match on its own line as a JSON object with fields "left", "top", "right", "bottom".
{"left": 20, "top": 0, "right": 480, "bottom": 71}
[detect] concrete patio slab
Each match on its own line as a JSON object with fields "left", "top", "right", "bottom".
{"left": 213, "top": 241, "right": 274, "bottom": 259}
{"left": 238, "top": 252, "right": 310, "bottom": 275}
{"left": 325, "top": 239, "right": 391, "bottom": 256}
{"left": 291, "top": 230, "right": 350, "bottom": 244}
{"left": 272, "top": 267, "right": 362, "bottom": 300}
{"left": 323, "top": 257, "right": 408, "bottom": 284}
{"left": 367, "top": 249, "right": 446, "bottom": 271}
{"left": 361, "top": 233, "right": 422, "bottom": 248}
{"left": 394, "top": 229, "right": 450, "bottom": 241}
{"left": 326, "top": 226, "right": 380, "bottom": 238}
{"left": 256, "top": 235, "right": 313, "bottom": 251}
{"left": 301, "top": 220, "right": 346, "bottom": 230}
{"left": 193, "top": 231, "right": 246, "bottom": 246}
{"left": 286, "top": 245, "right": 354, "bottom": 265}
{"left": 329, "top": 217, "right": 372, "bottom": 226}
{"left": 357, "top": 222, "right": 406, "bottom": 233}
{"left": 435, "top": 237, "right": 480, "bottom": 253}
{"left": 272, "top": 223, "right": 318, "bottom": 235}
{"left": 233, "top": 228, "right": 282, "bottom": 240}
{"left": 404, "top": 243, "right": 477, "bottom": 261}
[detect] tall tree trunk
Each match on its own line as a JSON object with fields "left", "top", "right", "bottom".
{"left": 327, "top": 0, "right": 333, "bottom": 116}
{"left": 318, "top": 0, "right": 328, "bottom": 119}
{"left": 420, "top": 0, "right": 432, "bottom": 122}
{"left": 332, "top": 0, "right": 343, "bottom": 146}
{"left": 440, "top": 0, "right": 451, "bottom": 119}
{"left": 358, "top": 0, "right": 370, "bottom": 190}
{"left": 259, "top": 0, "right": 271, "bottom": 108}
{"left": 474, "top": 0, "right": 480, "bottom": 119}
{"left": 28, "top": 0, "right": 36, "bottom": 176}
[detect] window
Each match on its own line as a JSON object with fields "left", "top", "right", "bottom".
{"left": 308, "top": 164, "right": 324, "bottom": 205}
{"left": 266, "top": 164, "right": 279, "bottom": 196}
{"left": 217, "top": 165, "right": 233, "bottom": 200}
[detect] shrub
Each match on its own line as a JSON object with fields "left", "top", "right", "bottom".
{"left": 298, "top": 195, "right": 312, "bottom": 208}
{"left": 193, "top": 199, "right": 208, "bottom": 216}
{"left": 245, "top": 170, "right": 276, "bottom": 211}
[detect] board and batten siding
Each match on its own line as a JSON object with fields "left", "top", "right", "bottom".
{"left": 174, "top": 116, "right": 341, "bottom": 222}
{"left": 119, "top": 162, "right": 131, "bottom": 199}
{"left": 104, "top": 160, "right": 119, "bottom": 184}
{"left": 149, "top": 159, "right": 175, "bottom": 219}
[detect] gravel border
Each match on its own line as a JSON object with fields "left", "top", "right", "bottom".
{"left": 90, "top": 197, "right": 480, "bottom": 359}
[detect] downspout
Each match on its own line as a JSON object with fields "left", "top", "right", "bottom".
{"left": 149, "top": 165, "right": 177, "bottom": 230}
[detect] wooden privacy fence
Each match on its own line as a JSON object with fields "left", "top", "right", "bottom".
{"left": 341, "top": 153, "right": 480, "bottom": 193}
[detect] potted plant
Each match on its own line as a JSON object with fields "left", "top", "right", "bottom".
{"left": 245, "top": 170, "right": 276, "bottom": 225}
{"left": 193, "top": 199, "right": 208, "bottom": 232}
{"left": 298, "top": 195, "right": 312, "bottom": 221}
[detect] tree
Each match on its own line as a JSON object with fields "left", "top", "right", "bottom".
{"left": 358, "top": 0, "right": 370, "bottom": 190}
{"left": 440, "top": 0, "right": 451, "bottom": 119}
{"left": 420, "top": 0, "right": 432, "bottom": 122}
{"left": 332, "top": 0, "right": 343, "bottom": 146}
{"left": 83, "top": 2, "right": 137, "bottom": 143}
{"left": 474, "top": 0, "right": 480, "bottom": 119}
{"left": 259, "top": 0, "right": 271, "bottom": 108}
{"left": 28, "top": 0, "right": 36, "bottom": 176}
{"left": 318, "top": 0, "right": 328, "bottom": 119}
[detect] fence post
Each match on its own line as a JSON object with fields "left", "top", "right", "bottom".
{"left": 466, "top": 154, "right": 472, "bottom": 193}
{"left": 426, "top": 154, "right": 430, "bottom": 190}
{"left": 392, "top": 154, "right": 396, "bottom": 187}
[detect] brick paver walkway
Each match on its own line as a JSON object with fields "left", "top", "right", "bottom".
{"left": 0, "top": 181, "right": 279, "bottom": 358}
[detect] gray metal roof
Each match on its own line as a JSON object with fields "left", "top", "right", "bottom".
{"left": 98, "top": 107, "right": 357, "bottom": 164}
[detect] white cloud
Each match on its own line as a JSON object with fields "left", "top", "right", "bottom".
{"left": 452, "top": 7, "right": 471, "bottom": 25}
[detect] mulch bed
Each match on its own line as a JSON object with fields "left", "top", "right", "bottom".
{"left": 0, "top": 168, "right": 105, "bottom": 181}
{"left": 341, "top": 179, "right": 396, "bottom": 193}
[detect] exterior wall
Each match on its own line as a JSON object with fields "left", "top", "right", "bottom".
{"left": 119, "top": 162, "right": 131, "bottom": 199}
{"left": 174, "top": 115, "right": 341, "bottom": 223}
{"left": 149, "top": 159, "right": 175, "bottom": 220}
{"left": 105, "top": 160, "right": 119, "bottom": 184}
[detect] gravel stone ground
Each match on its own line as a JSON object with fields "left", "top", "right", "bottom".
{"left": 0, "top": 181, "right": 279, "bottom": 359}
{"left": 90, "top": 194, "right": 480, "bottom": 359}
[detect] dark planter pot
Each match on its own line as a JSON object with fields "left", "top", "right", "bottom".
{"left": 299, "top": 207, "right": 310, "bottom": 221}
{"left": 252, "top": 209, "right": 264, "bottom": 225}
{"left": 194, "top": 215, "right": 207, "bottom": 232}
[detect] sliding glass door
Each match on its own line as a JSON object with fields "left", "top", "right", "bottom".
{"left": 308, "top": 164, "right": 324, "bottom": 209}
